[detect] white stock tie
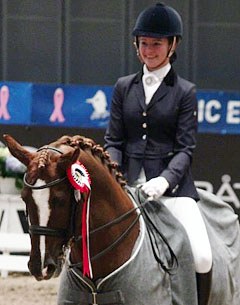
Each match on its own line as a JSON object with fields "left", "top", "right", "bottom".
{"left": 142, "top": 74, "right": 161, "bottom": 105}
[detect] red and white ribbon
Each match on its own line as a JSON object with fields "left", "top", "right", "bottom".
{"left": 67, "top": 161, "right": 92, "bottom": 278}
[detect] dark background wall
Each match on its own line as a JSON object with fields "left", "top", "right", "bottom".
{"left": 1, "top": 1, "right": 240, "bottom": 213}
{"left": 1, "top": 1, "right": 239, "bottom": 88}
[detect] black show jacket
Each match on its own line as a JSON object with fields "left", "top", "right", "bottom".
{"left": 104, "top": 67, "right": 199, "bottom": 200}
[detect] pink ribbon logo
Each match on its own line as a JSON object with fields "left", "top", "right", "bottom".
{"left": 49, "top": 88, "right": 65, "bottom": 123}
{"left": 0, "top": 85, "right": 11, "bottom": 120}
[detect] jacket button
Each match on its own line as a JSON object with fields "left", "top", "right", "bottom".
{"left": 172, "top": 185, "right": 179, "bottom": 193}
{"left": 142, "top": 112, "right": 147, "bottom": 117}
{"left": 142, "top": 134, "right": 147, "bottom": 140}
{"left": 142, "top": 123, "right": 147, "bottom": 128}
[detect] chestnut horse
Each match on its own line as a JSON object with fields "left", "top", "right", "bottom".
{"left": 3, "top": 134, "right": 240, "bottom": 305}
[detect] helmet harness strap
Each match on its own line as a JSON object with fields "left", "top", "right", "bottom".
{"left": 167, "top": 36, "right": 177, "bottom": 58}
{"left": 133, "top": 37, "right": 144, "bottom": 63}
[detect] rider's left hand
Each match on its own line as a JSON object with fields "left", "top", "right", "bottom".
{"left": 141, "top": 176, "right": 169, "bottom": 199}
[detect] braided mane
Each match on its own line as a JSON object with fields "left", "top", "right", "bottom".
{"left": 38, "top": 148, "right": 49, "bottom": 169}
{"left": 54, "top": 135, "right": 127, "bottom": 187}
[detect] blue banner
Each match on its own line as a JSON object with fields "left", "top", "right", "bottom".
{"left": 197, "top": 90, "right": 240, "bottom": 134}
{"left": 31, "top": 84, "right": 112, "bottom": 128}
{"left": 0, "top": 82, "right": 112, "bottom": 129}
{"left": 0, "top": 82, "right": 32, "bottom": 125}
{"left": 0, "top": 81, "right": 240, "bottom": 134}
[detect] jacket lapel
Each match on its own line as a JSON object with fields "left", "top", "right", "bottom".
{"left": 146, "top": 67, "right": 176, "bottom": 110}
{"left": 146, "top": 81, "right": 169, "bottom": 110}
{"left": 134, "top": 72, "right": 146, "bottom": 110}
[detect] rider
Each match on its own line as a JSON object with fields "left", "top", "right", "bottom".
{"left": 104, "top": 3, "right": 212, "bottom": 304}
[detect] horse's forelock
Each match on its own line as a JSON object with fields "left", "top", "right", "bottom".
{"left": 38, "top": 149, "right": 49, "bottom": 169}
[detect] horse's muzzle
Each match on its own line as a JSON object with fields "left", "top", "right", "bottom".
{"left": 28, "top": 256, "right": 63, "bottom": 281}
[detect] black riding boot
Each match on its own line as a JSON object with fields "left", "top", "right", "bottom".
{"left": 196, "top": 269, "right": 212, "bottom": 305}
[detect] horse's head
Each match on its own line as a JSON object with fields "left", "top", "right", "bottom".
{"left": 4, "top": 134, "right": 139, "bottom": 281}
{"left": 3, "top": 134, "right": 80, "bottom": 281}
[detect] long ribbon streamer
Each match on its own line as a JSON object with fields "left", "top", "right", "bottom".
{"left": 81, "top": 189, "right": 92, "bottom": 278}
{"left": 67, "top": 161, "right": 92, "bottom": 278}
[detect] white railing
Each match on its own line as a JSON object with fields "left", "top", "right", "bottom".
{"left": 0, "top": 193, "right": 31, "bottom": 278}
{"left": 0, "top": 232, "right": 31, "bottom": 277}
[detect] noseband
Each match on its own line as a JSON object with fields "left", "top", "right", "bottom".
{"left": 24, "top": 146, "right": 69, "bottom": 239}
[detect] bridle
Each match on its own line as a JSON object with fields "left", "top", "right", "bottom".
{"left": 24, "top": 146, "right": 69, "bottom": 239}
{"left": 23, "top": 146, "right": 67, "bottom": 190}
{"left": 23, "top": 145, "right": 141, "bottom": 261}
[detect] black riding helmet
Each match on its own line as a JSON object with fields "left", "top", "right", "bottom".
{"left": 132, "top": 3, "right": 183, "bottom": 63}
{"left": 132, "top": 2, "right": 183, "bottom": 39}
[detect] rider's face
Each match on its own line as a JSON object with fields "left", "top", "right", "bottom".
{"left": 138, "top": 37, "right": 170, "bottom": 71}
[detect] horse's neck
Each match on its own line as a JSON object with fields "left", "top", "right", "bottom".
{"left": 90, "top": 170, "right": 137, "bottom": 235}
{"left": 83, "top": 153, "right": 134, "bottom": 218}
{"left": 93, "top": 176, "right": 132, "bottom": 213}
{"left": 71, "top": 162, "right": 140, "bottom": 279}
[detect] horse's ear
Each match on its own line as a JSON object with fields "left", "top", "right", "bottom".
{"left": 57, "top": 148, "right": 80, "bottom": 172}
{"left": 3, "top": 134, "right": 34, "bottom": 166}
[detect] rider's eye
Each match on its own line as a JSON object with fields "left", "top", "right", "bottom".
{"left": 64, "top": 138, "right": 71, "bottom": 145}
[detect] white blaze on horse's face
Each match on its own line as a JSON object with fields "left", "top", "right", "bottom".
{"left": 32, "top": 179, "right": 51, "bottom": 273}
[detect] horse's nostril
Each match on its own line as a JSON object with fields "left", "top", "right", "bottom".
{"left": 47, "top": 263, "right": 56, "bottom": 274}
{"left": 43, "top": 257, "right": 57, "bottom": 276}
{"left": 45, "top": 257, "right": 56, "bottom": 268}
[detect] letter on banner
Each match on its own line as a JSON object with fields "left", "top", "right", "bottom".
{"left": 205, "top": 99, "right": 221, "bottom": 123}
{"left": 226, "top": 100, "right": 240, "bottom": 124}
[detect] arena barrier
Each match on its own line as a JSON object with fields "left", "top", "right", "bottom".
{"left": 0, "top": 232, "right": 30, "bottom": 277}
{"left": 0, "top": 192, "right": 30, "bottom": 278}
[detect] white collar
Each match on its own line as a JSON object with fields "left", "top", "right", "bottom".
{"left": 143, "top": 63, "right": 171, "bottom": 81}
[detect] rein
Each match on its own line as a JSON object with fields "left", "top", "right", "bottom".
{"left": 69, "top": 205, "right": 141, "bottom": 269}
{"left": 75, "top": 204, "right": 140, "bottom": 241}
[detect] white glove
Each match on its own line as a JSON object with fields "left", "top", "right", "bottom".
{"left": 141, "top": 176, "right": 169, "bottom": 199}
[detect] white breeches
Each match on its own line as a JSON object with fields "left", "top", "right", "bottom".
{"left": 161, "top": 196, "right": 212, "bottom": 273}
